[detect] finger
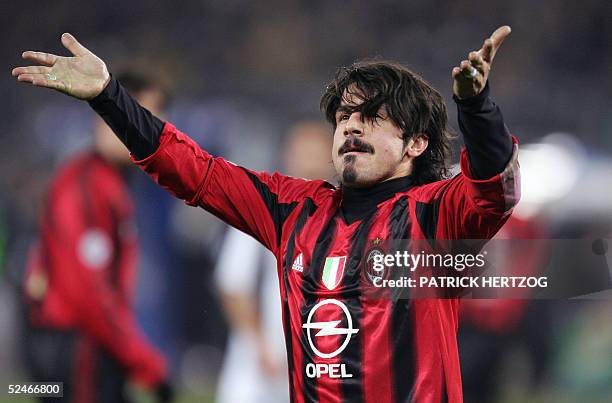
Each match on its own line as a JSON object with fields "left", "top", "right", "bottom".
{"left": 460, "top": 60, "right": 479, "bottom": 79}
{"left": 480, "top": 38, "right": 494, "bottom": 63}
{"left": 17, "top": 73, "right": 65, "bottom": 91}
{"left": 12, "top": 66, "right": 52, "bottom": 76}
{"left": 460, "top": 60, "right": 473, "bottom": 73}
{"left": 33, "top": 77, "right": 66, "bottom": 91}
{"left": 468, "top": 51, "right": 484, "bottom": 67}
{"left": 16, "top": 73, "right": 36, "bottom": 84}
{"left": 468, "top": 51, "right": 486, "bottom": 75}
{"left": 452, "top": 66, "right": 462, "bottom": 79}
{"left": 22, "top": 51, "right": 58, "bottom": 67}
{"left": 483, "top": 25, "right": 511, "bottom": 63}
{"left": 489, "top": 25, "right": 512, "bottom": 49}
{"left": 61, "top": 33, "right": 90, "bottom": 56}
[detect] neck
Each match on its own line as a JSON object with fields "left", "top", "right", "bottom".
{"left": 340, "top": 175, "right": 414, "bottom": 224}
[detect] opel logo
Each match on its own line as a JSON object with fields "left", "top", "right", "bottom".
{"left": 302, "top": 299, "right": 359, "bottom": 359}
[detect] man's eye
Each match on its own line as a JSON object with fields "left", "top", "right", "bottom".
{"left": 338, "top": 113, "right": 350, "bottom": 122}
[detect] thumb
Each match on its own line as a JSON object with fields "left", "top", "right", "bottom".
{"left": 61, "top": 33, "right": 90, "bottom": 56}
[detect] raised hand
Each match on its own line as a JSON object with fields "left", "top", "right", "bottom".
{"left": 12, "top": 33, "right": 110, "bottom": 100}
{"left": 452, "top": 25, "right": 511, "bottom": 100}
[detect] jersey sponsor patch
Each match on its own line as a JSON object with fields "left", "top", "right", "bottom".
{"left": 322, "top": 256, "right": 347, "bottom": 290}
{"left": 302, "top": 298, "right": 359, "bottom": 378}
{"left": 77, "top": 228, "right": 113, "bottom": 270}
{"left": 302, "top": 298, "right": 359, "bottom": 358}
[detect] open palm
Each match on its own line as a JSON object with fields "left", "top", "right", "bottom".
{"left": 12, "top": 33, "right": 110, "bottom": 100}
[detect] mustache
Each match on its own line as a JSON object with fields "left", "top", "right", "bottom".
{"left": 338, "top": 138, "right": 375, "bottom": 155}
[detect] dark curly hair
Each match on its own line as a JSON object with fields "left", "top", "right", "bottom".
{"left": 320, "top": 60, "right": 454, "bottom": 185}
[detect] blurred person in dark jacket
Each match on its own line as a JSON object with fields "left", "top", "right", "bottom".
{"left": 23, "top": 72, "right": 173, "bottom": 403}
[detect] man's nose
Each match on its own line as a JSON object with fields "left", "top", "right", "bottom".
{"left": 344, "top": 112, "right": 364, "bottom": 137}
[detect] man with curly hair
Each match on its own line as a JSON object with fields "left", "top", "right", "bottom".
{"left": 13, "top": 25, "right": 518, "bottom": 403}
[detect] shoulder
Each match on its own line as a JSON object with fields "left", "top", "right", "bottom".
{"left": 269, "top": 172, "right": 338, "bottom": 206}
{"left": 406, "top": 176, "right": 458, "bottom": 203}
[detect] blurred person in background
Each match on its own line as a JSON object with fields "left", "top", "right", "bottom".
{"left": 214, "top": 121, "right": 334, "bottom": 403}
{"left": 22, "top": 72, "right": 173, "bottom": 403}
{"left": 459, "top": 214, "right": 551, "bottom": 402}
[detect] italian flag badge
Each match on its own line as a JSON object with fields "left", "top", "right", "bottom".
{"left": 322, "top": 256, "right": 347, "bottom": 290}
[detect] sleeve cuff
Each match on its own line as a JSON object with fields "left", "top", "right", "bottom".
{"left": 453, "top": 81, "right": 491, "bottom": 111}
{"left": 88, "top": 75, "right": 118, "bottom": 108}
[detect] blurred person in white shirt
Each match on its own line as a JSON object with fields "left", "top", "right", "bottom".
{"left": 214, "top": 121, "right": 334, "bottom": 403}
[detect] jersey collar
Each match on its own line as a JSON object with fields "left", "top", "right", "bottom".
{"left": 340, "top": 175, "right": 414, "bottom": 224}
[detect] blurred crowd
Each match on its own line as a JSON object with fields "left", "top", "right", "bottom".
{"left": 1, "top": 1, "right": 611, "bottom": 402}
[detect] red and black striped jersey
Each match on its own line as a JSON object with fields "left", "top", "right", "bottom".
{"left": 134, "top": 123, "right": 520, "bottom": 403}
{"left": 25, "top": 152, "right": 166, "bottom": 387}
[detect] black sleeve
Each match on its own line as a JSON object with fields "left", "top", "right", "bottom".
{"left": 88, "top": 77, "right": 164, "bottom": 160}
{"left": 453, "top": 82, "right": 513, "bottom": 179}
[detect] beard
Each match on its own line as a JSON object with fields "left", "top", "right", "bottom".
{"left": 341, "top": 154, "right": 358, "bottom": 185}
{"left": 338, "top": 137, "right": 374, "bottom": 186}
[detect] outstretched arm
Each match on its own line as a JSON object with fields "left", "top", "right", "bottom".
{"left": 433, "top": 26, "right": 520, "bottom": 241}
{"left": 451, "top": 26, "right": 514, "bottom": 180}
{"left": 12, "top": 34, "right": 326, "bottom": 252}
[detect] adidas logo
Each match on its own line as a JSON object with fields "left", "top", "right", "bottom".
{"left": 292, "top": 253, "right": 304, "bottom": 272}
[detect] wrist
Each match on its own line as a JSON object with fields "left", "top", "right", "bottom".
{"left": 454, "top": 82, "right": 491, "bottom": 111}
{"left": 99, "top": 69, "right": 111, "bottom": 95}
{"left": 88, "top": 74, "right": 116, "bottom": 106}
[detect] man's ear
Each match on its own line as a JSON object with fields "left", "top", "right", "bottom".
{"left": 404, "top": 134, "right": 429, "bottom": 158}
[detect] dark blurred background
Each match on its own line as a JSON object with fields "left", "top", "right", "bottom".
{"left": 1, "top": 1, "right": 611, "bottom": 402}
